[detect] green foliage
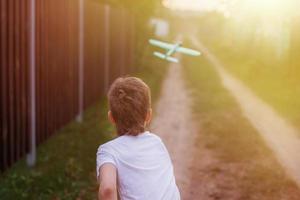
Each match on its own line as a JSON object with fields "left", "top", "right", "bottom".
{"left": 195, "top": 12, "right": 300, "bottom": 129}
{"left": 0, "top": 101, "right": 112, "bottom": 199}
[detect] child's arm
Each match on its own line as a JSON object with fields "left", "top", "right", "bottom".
{"left": 98, "top": 163, "right": 118, "bottom": 200}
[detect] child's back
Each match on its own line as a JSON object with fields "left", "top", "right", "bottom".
{"left": 97, "top": 131, "right": 180, "bottom": 199}
{"left": 96, "top": 77, "right": 180, "bottom": 199}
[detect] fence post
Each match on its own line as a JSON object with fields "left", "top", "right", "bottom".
{"left": 27, "top": 0, "right": 36, "bottom": 167}
{"left": 129, "top": 15, "right": 135, "bottom": 73}
{"left": 77, "top": 0, "right": 84, "bottom": 122}
{"left": 104, "top": 5, "right": 110, "bottom": 92}
{"left": 121, "top": 9, "right": 126, "bottom": 75}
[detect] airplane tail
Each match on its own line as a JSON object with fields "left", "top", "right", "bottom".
{"left": 153, "top": 52, "right": 179, "bottom": 63}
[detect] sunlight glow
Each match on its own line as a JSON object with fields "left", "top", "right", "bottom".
{"left": 240, "top": 0, "right": 295, "bottom": 18}
{"left": 163, "top": 0, "right": 221, "bottom": 11}
{"left": 164, "top": 0, "right": 299, "bottom": 57}
{"left": 163, "top": 0, "right": 298, "bottom": 18}
{"left": 229, "top": 0, "right": 298, "bottom": 58}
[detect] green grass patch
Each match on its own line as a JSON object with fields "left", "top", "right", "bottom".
{"left": 202, "top": 40, "right": 300, "bottom": 130}
{"left": 0, "top": 101, "right": 112, "bottom": 200}
{"left": 183, "top": 56, "right": 300, "bottom": 199}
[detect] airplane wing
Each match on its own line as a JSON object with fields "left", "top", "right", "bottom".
{"left": 153, "top": 52, "right": 166, "bottom": 59}
{"left": 149, "top": 39, "right": 175, "bottom": 50}
{"left": 176, "top": 47, "right": 201, "bottom": 56}
{"left": 153, "top": 51, "right": 179, "bottom": 63}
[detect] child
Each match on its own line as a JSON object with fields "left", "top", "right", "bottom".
{"left": 96, "top": 77, "right": 180, "bottom": 200}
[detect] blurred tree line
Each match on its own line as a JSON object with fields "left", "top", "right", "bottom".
{"left": 194, "top": 2, "right": 300, "bottom": 124}
{"left": 196, "top": 8, "right": 300, "bottom": 82}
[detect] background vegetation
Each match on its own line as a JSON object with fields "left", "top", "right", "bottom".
{"left": 193, "top": 3, "right": 300, "bottom": 129}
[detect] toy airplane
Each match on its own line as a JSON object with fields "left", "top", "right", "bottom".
{"left": 149, "top": 39, "right": 201, "bottom": 63}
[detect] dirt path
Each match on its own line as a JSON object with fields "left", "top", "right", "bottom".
{"left": 190, "top": 35, "right": 300, "bottom": 188}
{"left": 150, "top": 60, "right": 196, "bottom": 198}
{"left": 150, "top": 59, "right": 222, "bottom": 199}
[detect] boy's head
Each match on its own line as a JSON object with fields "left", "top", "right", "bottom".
{"left": 107, "top": 77, "right": 152, "bottom": 136}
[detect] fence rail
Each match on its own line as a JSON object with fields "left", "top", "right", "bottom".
{"left": 0, "top": 0, "right": 134, "bottom": 171}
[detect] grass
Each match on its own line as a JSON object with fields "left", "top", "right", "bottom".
{"left": 183, "top": 55, "right": 300, "bottom": 199}
{"left": 201, "top": 39, "right": 300, "bottom": 130}
{"left": 0, "top": 101, "right": 112, "bottom": 200}
{"left": 0, "top": 53, "right": 167, "bottom": 199}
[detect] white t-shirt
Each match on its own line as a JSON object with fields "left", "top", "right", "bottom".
{"left": 96, "top": 131, "right": 180, "bottom": 200}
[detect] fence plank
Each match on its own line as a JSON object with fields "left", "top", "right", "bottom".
{"left": 20, "top": 0, "right": 27, "bottom": 157}
{"left": 0, "top": 0, "right": 8, "bottom": 170}
{"left": 8, "top": 0, "right": 16, "bottom": 166}
{"left": 0, "top": 1, "right": 134, "bottom": 171}
{"left": 14, "top": 0, "right": 21, "bottom": 160}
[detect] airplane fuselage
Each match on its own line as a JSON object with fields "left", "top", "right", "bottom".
{"left": 165, "top": 43, "right": 182, "bottom": 58}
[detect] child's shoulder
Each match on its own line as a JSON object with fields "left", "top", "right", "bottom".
{"left": 97, "top": 136, "right": 122, "bottom": 150}
{"left": 97, "top": 131, "right": 163, "bottom": 151}
{"left": 146, "top": 132, "right": 162, "bottom": 141}
{"left": 99, "top": 131, "right": 162, "bottom": 146}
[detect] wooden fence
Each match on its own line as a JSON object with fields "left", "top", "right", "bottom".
{"left": 0, "top": 0, "right": 134, "bottom": 171}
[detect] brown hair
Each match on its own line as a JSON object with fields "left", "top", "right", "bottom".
{"left": 107, "top": 77, "right": 151, "bottom": 136}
